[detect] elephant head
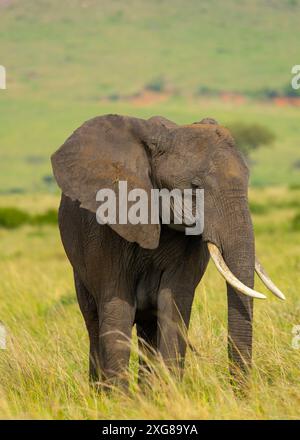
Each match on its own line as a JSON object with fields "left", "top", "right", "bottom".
{"left": 52, "top": 114, "right": 285, "bottom": 377}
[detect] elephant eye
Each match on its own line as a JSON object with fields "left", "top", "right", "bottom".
{"left": 191, "top": 177, "right": 202, "bottom": 188}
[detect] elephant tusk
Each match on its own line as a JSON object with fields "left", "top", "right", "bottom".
{"left": 207, "top": 242, "right": 267, "bottom": 300}
{"left": 255, "top": 258, "right": 286, "bottom": 301}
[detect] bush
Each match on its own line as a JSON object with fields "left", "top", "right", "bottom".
{"left": 228, "top": 122, "right": 275, "bottom": 157}
{"left": 31, "top": 209, "right": 58, "bottom": 226}
{"left": 196, "top": 85, "right": 218, "bottom": 96}
{"left": 291, "top": 159, "right": 300, "bottom": 170}
{"left": 292, "top": 212, "right": 300, "bottom": 231}
{"left": 145, "top": 77, "right": 166, "bottom": 92}
{"left": 0, "top": 207, "right": 30, "bottom": 228}
{"left": 107, "top": 93, "right": 121, "bottom": 101}
{"left": 43, "top": 175, "right": 55, "bottom": 185}
{"left": 252, "top": 88, "right": 280, "bottom": 99}
{"left": 249, "top": 83, "right": 299, "bottom": 99}
{"left": 282, "top": 82, "right": 300, "bottom": 98}
{"left": 0, "top": 207, "right": 58, "bottom": 229}
{"left": 289, "top": 183, "right": 300, "bottom": 190}
{"left": 249, "top": 202, "right": 268, "bottom": 215}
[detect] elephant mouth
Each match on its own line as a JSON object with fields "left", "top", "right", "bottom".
{"left": 162, "top": 190, "right": 203, "bottom": 233}
{"left": 167, "top": 222, "right": 200, "bottom": 233}
{"left": 167, "top": 222, "right": 188, "bottom": 232}
{"left": 207, "top": 242, "right": 286, "bottom": 301}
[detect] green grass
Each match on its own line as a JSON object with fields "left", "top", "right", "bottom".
{"left": 0, "top": 206, "right": 57, "bottom": 228}
{"left": 1, "top": 0, "right": 300, "bottom": 95}
{"left": 0, "top": 96, "right": 299, "bottom": 191}
{"left": 0, "top": 189, "right": 299, "bottom": 419}
{"left": 0, "top": 0, "right": 300, "bottom": 191}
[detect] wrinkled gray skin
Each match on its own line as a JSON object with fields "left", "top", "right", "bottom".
{"left": 51, "top": 114, "right": 254, "bottom": 387}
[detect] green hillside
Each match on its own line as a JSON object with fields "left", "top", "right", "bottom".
{"left": 1, "top": 0, "right": 300, "bottom": 95}
{"left": 0, "top": 0, "right": 300, "bottom": 191}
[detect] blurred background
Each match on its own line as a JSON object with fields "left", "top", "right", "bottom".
{"left": 0, "top": 0, "right": 299, "bottom": 419}
{"left": 0, "top": 0, "right": 300, "bottom": 192}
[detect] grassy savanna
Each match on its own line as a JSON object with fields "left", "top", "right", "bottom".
{"left": 0, "top": 0, "right": 300, "bottom": 420}
{"left": 0, "top": 0, "right": 300, "bottom": 191}
{"left": 0, "top": 188, "right": 299, "bottom": 419}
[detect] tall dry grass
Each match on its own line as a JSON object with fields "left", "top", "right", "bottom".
{"left": 0, "top": 189, "right": 299, "bottom": 419}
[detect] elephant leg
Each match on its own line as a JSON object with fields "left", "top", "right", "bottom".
{"left": 156, "top": 240, "right": 209, "bottom": 377}
{"left": 74, "top": 271, "right": 100, "bottom": 383}
{"left": 136, "top": 311, "right": 158, "bottom": 383}
{"left": 98, "top": 295, "right": 136, "bottom": 388}
{"left": 157, "top": 284, "right": 195, "bottom": 378}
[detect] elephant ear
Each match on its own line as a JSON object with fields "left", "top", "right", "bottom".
{"left": 51, "top": 114, "right": 160, "bottom": 249}
{"left": 148, "top": 115, "right": 178, "bottom": 129}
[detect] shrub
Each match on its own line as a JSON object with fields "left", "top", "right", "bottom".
{"left": 196, "top": 85, "right": 217, "bottom": 96}
{"left": 253, "top": 88, "right": 280, "bottom": 99}
{"left": 107, "top": 93, "right": 121, "bottom": 101}
{"left": 228, "top": 122, "right": 275, "bottom": 157}
{"left": 0, "top": 207, "right": 58, "bottom": 228}
{"left": 145, "top": 77, "right": 166, "bottom": 92}
{"left": 43, "top": 175, "right": 55, "bottom": 185}
{"left": 30, "top": 209, "right": 58, "bottom": 226}
{"left": 249, "top": 83, "right": 299, "bottom": 99}
{"left": 291, "top": 159, "right": 300, "bottom": 170}
{"left": 249, "top": 202, "right": 268, "bottom": 215}
{"left": 4, "top": 188, "right": 26, "bottom": 195}
{"left": 0, "top": 207, "right": 30, "bottom": 229}
{"left": 59, "top": 294, "right": 77, "bottom": 306}
{"left": 282, "top": 82, "right": 300, "bottom": 98}
{"left": 291, "top": 212, "right": 300, "bottom": 231}
{"left": 289, "top": 183, "right": 300, "bottom": 190}
{"left": 26, "top": 155, "right": 45, "bottom": 164}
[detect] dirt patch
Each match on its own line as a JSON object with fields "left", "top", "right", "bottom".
{"left": 200, "top": 91, "right": 300, "bottom": 107}
{"left": 101, "top": 89, "right": 172, "bottom": 106}
{"left": 101, "top": 88, "right": 300, "bottom": 107}
{"left": 198, "top": 91, "right": 300, "bottom": 107}
{"left": 219, "top": 92, "right": 247, "bottom": 105}
{"left": 130, "top": 90, "right": 170, "bottom": 106}
{"left": 273, "top": 96, "right": 300, "bottom": 107}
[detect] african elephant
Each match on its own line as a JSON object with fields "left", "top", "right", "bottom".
{"left": 51, "top": 114, "right": 285, "bottom": 387}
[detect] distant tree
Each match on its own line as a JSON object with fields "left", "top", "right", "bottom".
{"left": 292, "top": 159, "right": 300, "bottom": 170}
{"left": 292, "top": 212, "right": 300, "bottom": 231}
{"left": 282, "top": 82, "right": 300, "bottom": 97}
{"left": 145, "top": 77, "right": 166, "bottom": 92}
{"left": 228, "top": 122, "right": 275, "bottom": 157}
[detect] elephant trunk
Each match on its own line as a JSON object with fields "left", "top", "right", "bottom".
{"left": 221, "top": 205, "right": 255, "bottom": 380}
{"left": 204, "top": 193, "right": 256, "bottom": 381}
{"left": 206, "top": 195, "right": 285, "bottom": 385}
